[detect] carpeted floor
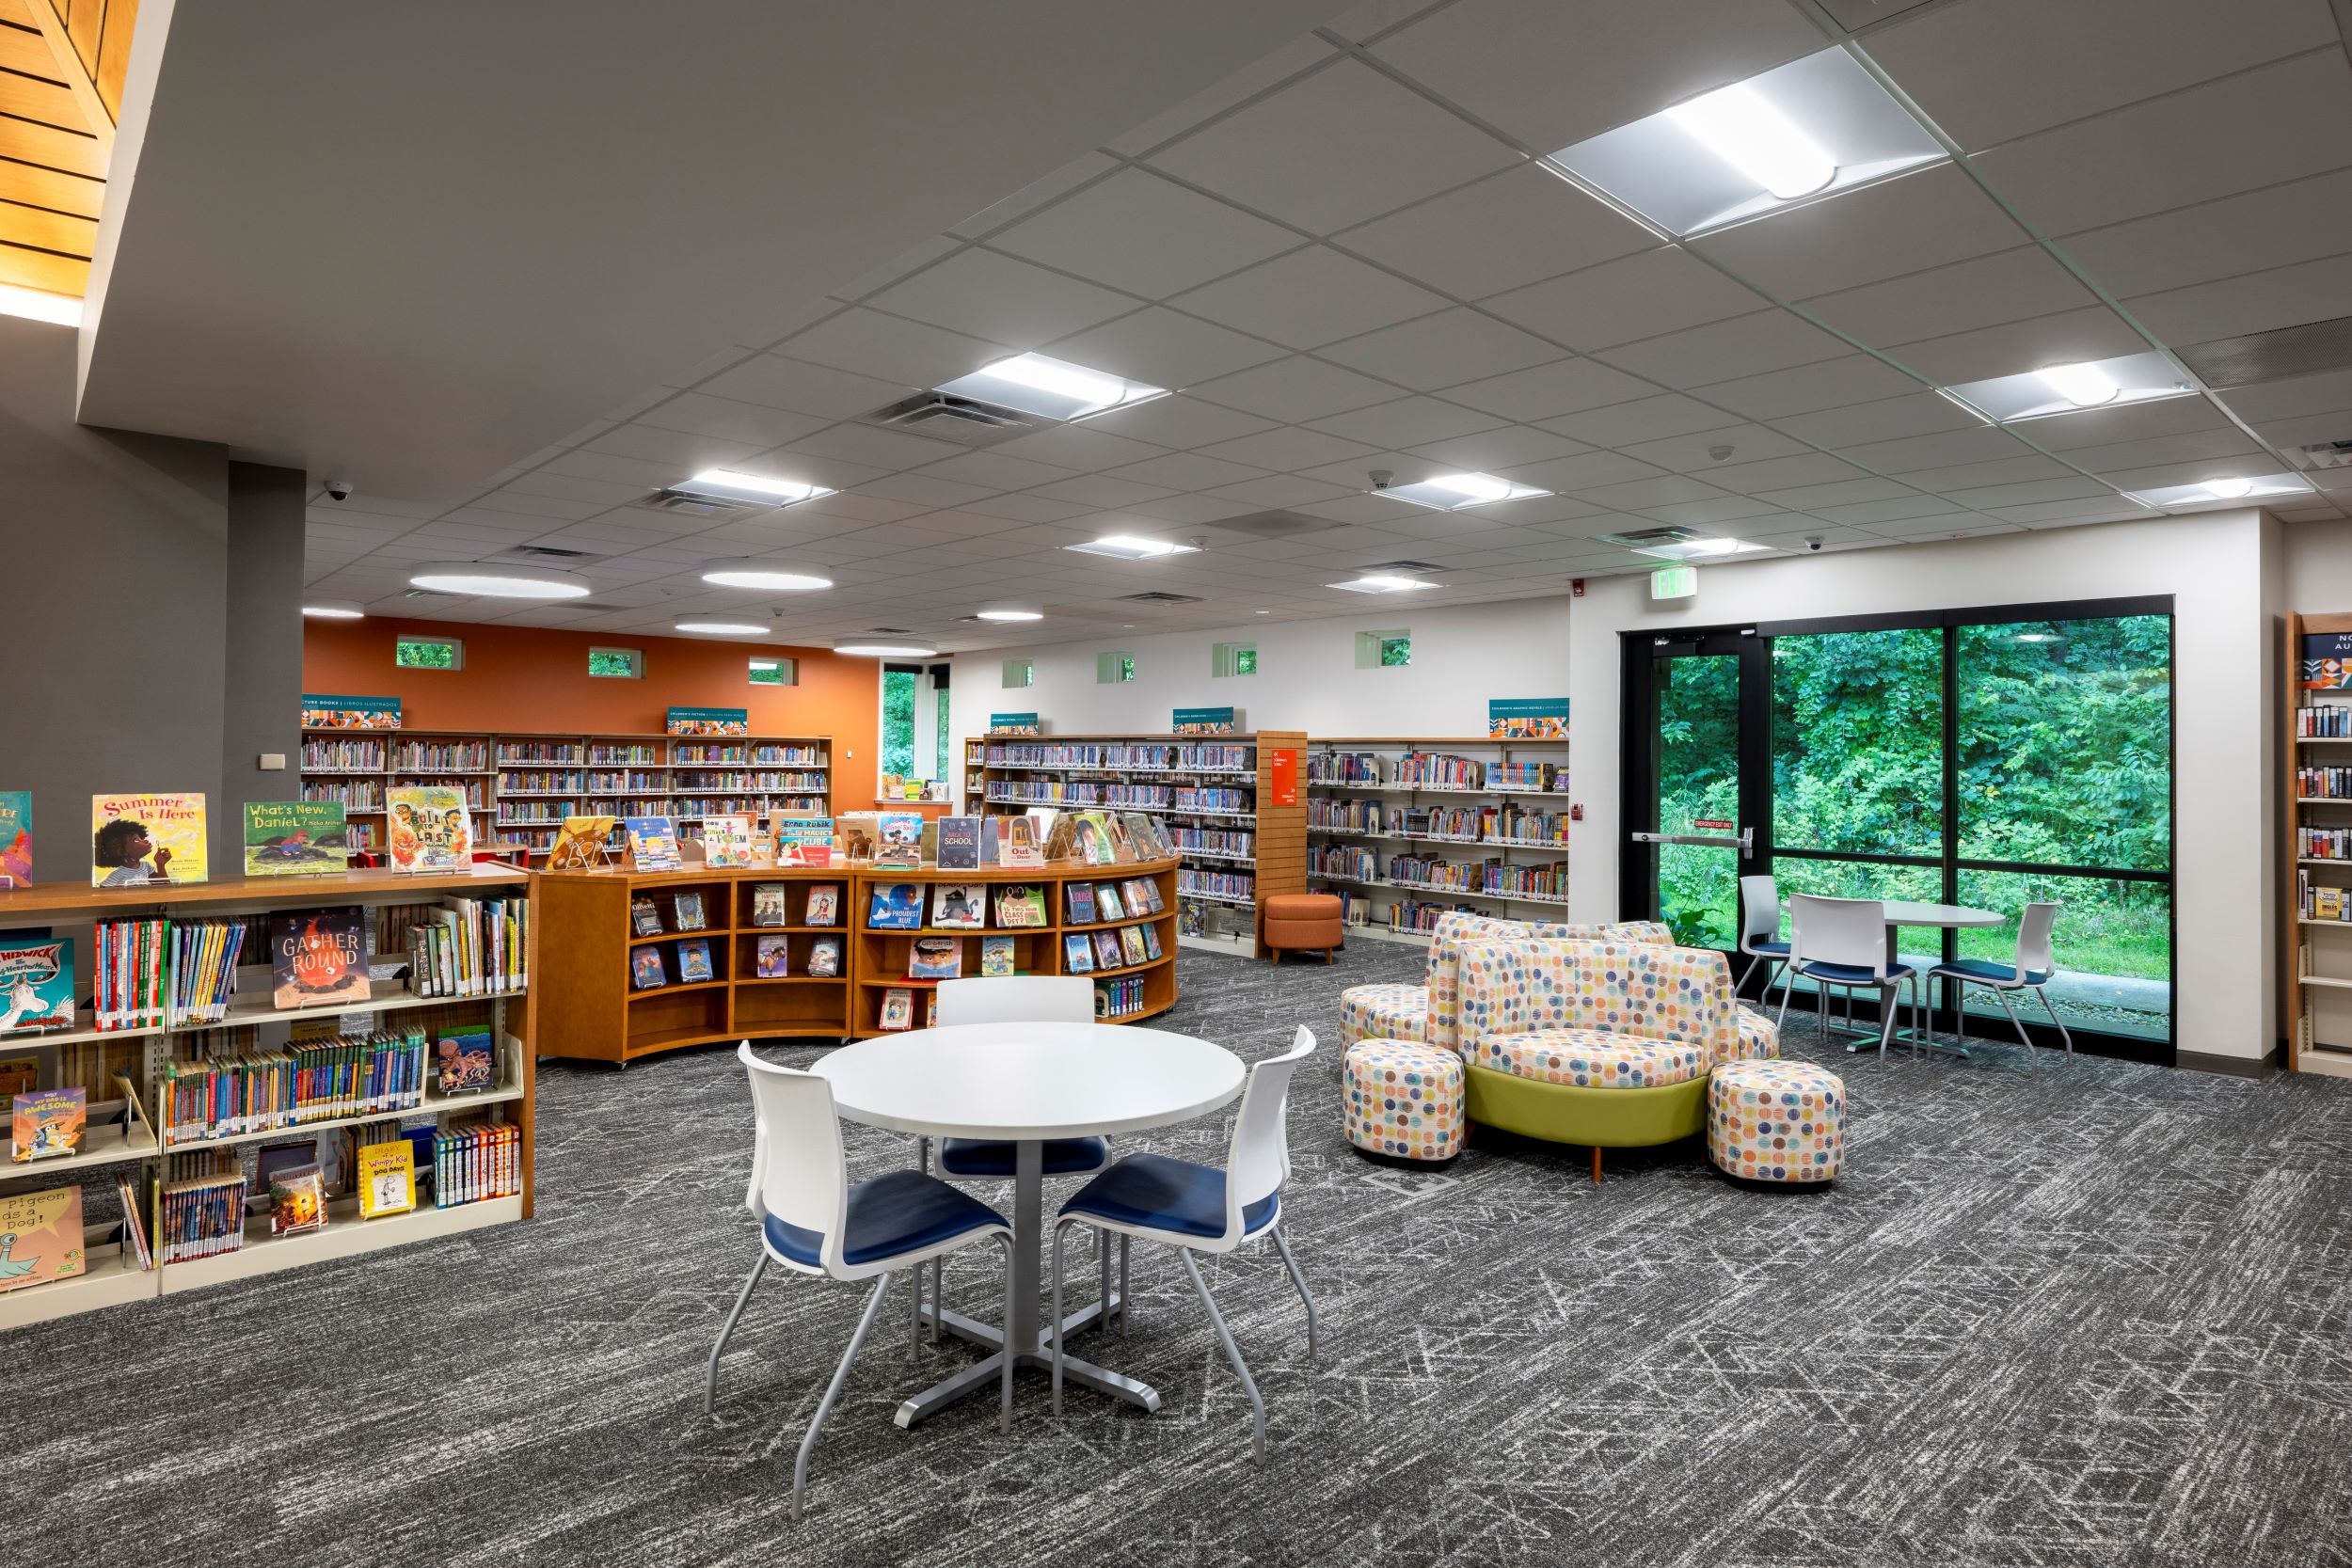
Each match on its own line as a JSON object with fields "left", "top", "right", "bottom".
{"left": 14, "top": 942, "right": 2352, "bottom": 1567}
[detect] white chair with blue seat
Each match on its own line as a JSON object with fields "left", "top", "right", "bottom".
{"left": 1737, "top": 873, "right": 1790, "bottom": 999}
{"left": 1777, "top": 894, "right": 1922, "bottom": 1055}
{"left": 1049, "top": 1026, "right": 1318, "bottom": 1461}
{"left": 1926, "top": 900, "right": 2072, "bottom": 1069}
{"left": 707, "top": 1042, "right": 1015, "bottom": 1522}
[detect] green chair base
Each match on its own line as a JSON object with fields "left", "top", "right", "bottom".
{"left": 1463, "top": 1064, "right": 1708, "bottom": 1148}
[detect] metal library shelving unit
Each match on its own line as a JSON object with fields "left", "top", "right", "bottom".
{"left": 1303, "top": 735, "right": 1573, "bottom": 946}
{"left": 0, "top": 865, "right": 535, "bottom": 1330}
{"left": 299, "top": 729, "right": 831, "bottom": 861}
{"left": 2286, "top": 611, "right": 2352, "bottom": 1079}
{"left": 969, "top": 731, "right": 1306, "bottom": 955}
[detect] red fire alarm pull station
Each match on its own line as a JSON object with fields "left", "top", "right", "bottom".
{"left": 1571, "top": 578, "right": 1585, "bottom": 597}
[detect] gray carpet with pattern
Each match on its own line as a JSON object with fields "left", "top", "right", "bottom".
{"left": 16, "top": 942, "right": 2352, "bottom": 1567}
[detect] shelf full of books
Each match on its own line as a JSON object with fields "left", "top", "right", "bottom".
{"left": 0, "top": 865, "right": 535, "bottom": 1329}
{"left": 970, "top": 730, "right": 1305, "bottom": 955}
{"left": 1303, "top": 736, "right": 1572, "bottom": 944}
{"left": 300, "top": 729, "right": 831, "bottom": 863}
{"left": 2286, "top": 613, "right": 2352, "bottom": 1079}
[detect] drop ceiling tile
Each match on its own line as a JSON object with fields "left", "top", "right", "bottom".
{"left": 1634, "top": 496, "right": 1793, "bottom": 527}
{"left": 1692, "top": 166, "right": 2024, "bottom": 302}
{"left": 634, "top": 392, "right": 832, "bottom": 450}
{"left": 1196, "top": 426, "right": 1383, "bottom": 472}
{"left": 851, "top": 472, "right": 1001, "bottom": 509}
{"left": 1833, "top": 426, "right": 2038, "bottom": 474}
{"left": 2248, "top": 410, "right": 2352, "bottom": 450}
{"left": 1806, "top": 494, "right": 1973, "bottom": 526}
{"left": 1755, "top": 476, "right": 1922, "bottom": 510}
{"left": 696, "top": 355, "right": 914, "bottom": 420}
{"left": 1441, "top": 357, "right": 1658, "bottom": 421}
{"left": 1886, "top": 305, "right": 2148, "bottom": 388}
{"left": 1122, "top": 493, "right": 1264, "bottom": 525}
{"left": 946, "top": 153, "right": 1120, "bottom": 239}
{"left": 1146, "top": 56, "right": 1518, "bottom": 235}
{"left": 1203, "top": 475, "right": 1357, "bottom": 508}
{"left": 541, "top": 449, "right": 687, "bottom": 489}
{"left": 1290, "top": 493, "right": 1438, "bottom": 526}
{"left": 2097, "top": 457, "right": 2294, "bottom": 493}
{"left": 1573, "top": 474, "right": 1734, "bottom": 511}
{"left": 1940, "top": 476, "right": 2116, "bottom": 508}
{"left": 787, "top": 422, "right": 972, "bottom": 473}
{"left": 2216, "top": 366, "right": 2352, "bottom": 423}
{"left": 986, "top": 423, "right": 1170, "bottom": 473}
{"left": 1318, "top": 308, "right": 1563, "bottom": 391}
{"left": 2058, "top": 427, "right": 2265, "bottom": 475}
{"left": 1965, "top": 52, "right": 2352, "bottom": 236}
{"left": 1708, "top": 451, "right": 1874, "bottom": 495}
{"left": 1861, "top": 0, "right": 2337, "bottom": 151}
{"left": 1079, "top": 395, "right": 1277, "bottom": 450}
{"left": 988, "top": 168, "right": 1300, "bottom": 298}
{"left": 919, "top": 451, "right": 1084, "bottom": 492}
{"left": 780, "top": 308, "right": 1009, "bottom": 389}
{"left": 1597, "top": 309, "right": 1851, "bottom": 389}
{"left": 1695, "top": 354, "right": 1928, "bottom": 420}
{"left": 1990, "top": 498, "right": 2161, "bottom": 526}
{"left": 2126, "top": 255, "right": 2352, "bottom": 351}
{"left": 1027, "top": 474, "right": 1182, "bottom": 509}
{"left": 2050, "top": 167, "right": 2352, "bottom": 300}
{"left": 1617, "top": 423, "right": 1809, "bottom": 472}
{"left": 1869, "top": 515, "right": 2025, "bottom": 539}
{"left": 1901, "top": 453, "right": 2075, "bottom": 493}
{"left": 1334, "top": 164, "right": 1654, "bottom": 300}
{"left": 1102, "top": 451, "right": 1275, "bottom": 492}
{"left": 1372, "top": 0, "right": 1820, "bottom": 152}
{"left": 1045, "top": 306, "right": 1289, "bottom": 388}
{"left": 1405, "top": 424, "right": 1592, "bottom": 471}
{"left": 469, "top": 488, "right": 610, "bottom": 521}
{"left": 1171, "top": 246, "right": 1450, "bottom": 351}
{"left": 2016, "top": 393, "right": 2234, "bottom": 451}
{"left": 1107, "top": 35, "right": 1337, "bottom": 157}
{"left": 797, "top": 491, "right": 935, "bottom": 523}
{"left": 1486, "top": 247, "right": 1766, "bottom": 353}
{"left": 866, "top": 248, "right": 1136, "bottom": 349}
{"left": 1538, "top": 393, "right": 1740, "bottom": 448}
{"left": 1498, "top": 450, "right": 1668, "bottom": 493}
{"left": 1305, "top": 396, "right": 1511, "bottom": 449}
{"left": 580, "top": 423, "right": 762, "bottom": 473}
{"left": 1185, "top": 355, "right": 1406, "bottom": 421}
{"left": 1803, "top": 246, "right": 2099, "bottom": 351}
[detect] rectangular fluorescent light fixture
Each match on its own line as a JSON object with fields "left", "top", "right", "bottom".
{"left": 935, "top": 353, "right": 1167, "bottom": 421}
{"left": 1329, "top": 574, "right": 1439, "bottom": 594}
{"left": 1062, "top": 534, "right": 1200, "bottom": 561}
{"left": 1630, "top": 537, "right": 1764, "bottom": 562}
{"left": 1384, "top": 472, "right": 1552, "bottom": 511}
{"left": 2125, "top": 471, "right": 2312, "bottom": 511}
{"left": 672, "top": 468, "right": 834, "bottom": 506}
{"left": 1940, "top": 351, "right": 2195, "bottom": 424}
{"left": 1550, "top": 47, "right": 1945, "bottom": 237}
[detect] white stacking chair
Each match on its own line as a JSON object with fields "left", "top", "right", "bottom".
{"left": 1927, "top": 901, "right": 2073, "bottom": 1069}
{"left": 707, "top": 1044, "right": 1015, "bottom": 1521}
{"left": 1777, "top": 895, "right": 1922, "bottom": 1056}
{"left": 1737, "top": 874, "right": 1790, "bottom": 998}
{"left": 1050, "top": 1026, "right": 1318, "bottom": 1461}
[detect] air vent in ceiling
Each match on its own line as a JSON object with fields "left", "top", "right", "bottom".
{"left": 866, "top": 626, "right": 914, "bottom": 635}
{"left": 2177, "top": 314, "right": 2352, "bottom": 390}
{"left": 403, "top": 587, "right": 466, "bottom": 600}
{"left": 1363, "top": 558, "right": 1446, "bottom": 573}
{"left": 855, "top": 391, "right": 1050, "bottom": 446}
{"left": 1594, "top": 525, "right": 1709, "bottom": 548}
{"left": 567, "top": 602, "right": 630, "bottom": 612}
{"left": 503, "top": 545, "right": 600, "bottom": 560}
{"left": 2294, "top": 438, "right": 2352, "bottom": 471}
{"left": 639, "top": 490, "right": 763, "bottom": 515}
{"left": 1202, "top": 508, "right": 1343, "bottom": 542}
{"left": 1118, "top": 591, "right": 1202, "bottom": 605}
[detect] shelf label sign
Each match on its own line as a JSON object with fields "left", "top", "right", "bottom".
{"left": 989, "top": 711, "right": 1041, "bottom": 735}
{"left": 301, "top": 693, "right": 403, "bottom": 730}
{"left": 1269, "top": 748, "right": 1298, "bottom": 806}
{"left": 1173, "top": 705, "right": 1238, "bottom": 735}
{"left": 666, "top": 706, "right": 749, "bottom": 736}
{"left": 1488, "top": 698, "right": 1568, "bottom": 739}
{"left": 2303, "top": 632, "right": 2352, "bottom": 689}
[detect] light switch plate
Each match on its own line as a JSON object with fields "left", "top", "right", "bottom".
{"left": 259, "top": 752, "right": 286, "bottom": 770}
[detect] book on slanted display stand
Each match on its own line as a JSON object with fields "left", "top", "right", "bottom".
{"left": 625, "top": 816, "right": 683, "bottom": 872}
{"left": 0, "top": 936, "right": 74, "bottom": 1036}
{"left": 546, "top": 815, "right": 618, "bottom": 870}
{"left": 879, "top": 988, "right": 914, "bottom": 1030}
{"left": 387, "top": 784, "right": 471, "bottom": 874}
{"left": 10, "top": 1087, "right": 84, "bottom": 1163}
{"left": 935, "top": 816, "right": 981, "bottom": 870}
{"left": 0, "top": 1185, "right": 83, "bottom": 1292}
{"left": 998, "top": 815, "right": 1045, "bottom": 869}
{"left": 0, "top": 791, "right": 28, "bottom": 887}
{"left": 91, "top": 792, "right": 208, "bottom": 887}
{"left": 805, "top": 937, "right": 842, "bottom": 978}
{"left": 702, "top": 814, "right": 755, "bottom": 868}
{"left": 271, "top": 907, "right": 369, "bottom": 1009}
{"left": 244, "top": 800, "right": 348, "bottom": 877}
{"left": 755, "top": 935, "right": 790, "bottom": 977}
{"left": 931, "top": 884, "right": 985, "bottom": 929}
{"left": 804, "top": 884, "right": 841, "bottom": 927}
{"left": 980, "top": 935, "right": 1015, "bottom": 976}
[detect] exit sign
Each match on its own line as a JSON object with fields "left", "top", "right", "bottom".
{"left": 1651, "top": 563, "right": 1698, "bottom": 600}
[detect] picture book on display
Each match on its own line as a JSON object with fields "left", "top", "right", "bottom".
{"left": 1073, "top": 812, "right": 1120, "bottom": 866}
{"left": 834, "top": 816, "right": 878, "bottom": 863}
{"left": 437, "top": 1031, "right": 496, "bottom": 1096}
{"left": 11, "top": 1087, "right": 85, "bottom": 1163}
{"left": 931, "top": 884, "right": 985, "bottom": 929}
{"left": 773, "top": 816, "right": 834, "bottom": 867}
{"left": 1141, "top": 922, "right": 1163, "bottom": 960}
{"left": 388, "top": 784, "right": 473, "bottom": 874}
{"left": 625, "top": 816, "right": 683, "bottom": 872}
{"left": 0, "top": 936, "right": 75, "bottom": 1036}
{"left": 630, "top": 948, "right": 666, "bottom": 990}
{"left": 1120, "top": 925, "right": 1149, "bottom": 966}
{"left": 909, "top": 936, "right": 961, "bottom": 979}
{"left": 998, "top": 815, "right": 1045, "bottom": 869}
{"left": 1093, "top": 930, "right": 1123, "bottom": 970}
{"left": 750, "top": 883, "right": 788, "bottom": 927}
{"left": 677, "top": 938, "right": 715, "bottom": 983}
{"left": 671, "top": 891, "right": 707, "bottom": 931}
{"left": 546, "top": 815, "right": 618, "bottom": 870}
{"left": 269, "top": 1163, "right": 327, "bottom": 1237}
{"left": 1120, "top": 811, "right": 1170, "bottom": 860}
{"left": 867, "top": 883, "right": 924, "bottom": 929}
{"left": 244, "top": 800, "right": 348, "bottom": 877}
{"left": 1097, "top": 883, "right": 1126, "bottom": 921}
{"left": 0, "top": 1185, "right": 84, "bottom": 1293}
{"left": 0, "top": 790, "right": 29, "bottom": 886}
{"left": 271, "top": 907, "right": 370, "bottom": 1009}
{"left": 980, "top": 935, "right": 1014, "bottom": 976}
{"left": 935, "top": 816, "right": 981, "bottom": 870}
{"left": 755, "top": 935, "right": 790, "bottom": 977}
{"left": 993, "top": 885, "right": 1047, "bottom": 927}
{"left": 1064, "top": 934, "right": 1094, "bottom": 973}
{"left": 91, "top": 792, "right": 208, "bottom": 887}
{"left": 873, "top": 812, "right": 925, "bottom": 870}
{"left": 805, "top": 937, "right": 842, "bottom": 977}
{"left": 1068, "top": 880, "right": 1099, "bottom": 923}
{"left": 805, "top": 885, "right": 841, "bottom": 927}
{"left": 879, "top": 988, "right": 914, "bottom": 1031}
{"left": 631, "top": 896, "right": 663, "bottom": 937}
{"left": 702, "top": 815, "right": 756, "bottom": 868}
{"left": 358, "top": 1140, "right": 417, "bottom": 1219}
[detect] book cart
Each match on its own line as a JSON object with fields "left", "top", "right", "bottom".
{"left": 0, "top": 866, "right": 534, "bottom": 1330}
{"left": 1302, "top": 735, "right": 1573, "bottom": 947}
{"left": 300, "top": 729, "right": 831, "bottom": 862}
{"left": 970, "top": 731, "right": 1305, "bottom": 956}
{"left": 848, "top": 855, "right": 1181, "bottom": 1037}
{"left": 2286, "top": 611, "right": 2352, "bottom": 1078}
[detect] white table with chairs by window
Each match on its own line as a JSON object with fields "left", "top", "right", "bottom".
{"left": 707, "top": 975, "right": 1318, "bottom": 1520}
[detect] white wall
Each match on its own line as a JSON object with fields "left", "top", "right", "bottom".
{"left": 949, "top": 597, "right": 1568, "bottom": 741}
{"left": 2281, "top": 517, "right": 2352, "bottom": 609}
{"left": 1568, "top": 513, "right": 2276, "bottom": 1062}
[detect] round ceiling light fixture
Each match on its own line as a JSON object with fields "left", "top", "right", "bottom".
{"left": 408, "top": 562, "right": 593, "bottom": 599}
{"left": 700, "top": 558, "right": 834, "bottom": 592}
{"left": 301, "top": 600, "right": 366, "bottom": 619}
{"left": 675, "top": 618, "right": 771, "bottom": 635}
{"left": 834, "top": 636, "right": 939, "bottom": 657}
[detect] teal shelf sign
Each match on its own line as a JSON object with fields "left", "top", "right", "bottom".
{"left": 667, "top": 705, "right": 750, "bottom": 736}
{"left": 1172, "top": 705, "right": 1238, "bottom": 735}
{"left": 1488, "top": 698, "right": 1568, "bottom": 739}
{"left": 989, "top": 712, "right": 1041, "bottom": 734}
{"left": 300, "top": 693, "right": 403, "bottom": 730}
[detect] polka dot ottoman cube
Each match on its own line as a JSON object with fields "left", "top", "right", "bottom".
{"left": 1343, "top": 1039, "right": 1465, "bottom": 1163}
{"left": 1340, "top": 982, "right": 1429, "bottom": 1050}
{"left": 1708, "top": 1058, "right": 1845, "bottom": 1184}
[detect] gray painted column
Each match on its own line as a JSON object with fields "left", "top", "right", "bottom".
{"left": 220, "top": 460, "right": 308, "bottom": 870}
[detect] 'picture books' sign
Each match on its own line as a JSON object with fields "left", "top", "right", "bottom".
{"left": 667, "top": 706, "right": 749, "bottom": 736}
{"left": 301, "top": 693, "right": 403, "bottom": 729}
{"left": 1489, "top": 698, "right": 1569, "bottom": 739}
{"left": 1173, "top": 706, "right": 1239, "bottom": 736}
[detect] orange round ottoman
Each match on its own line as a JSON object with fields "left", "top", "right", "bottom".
{"left": 1261, "top": 892, "right": 1343, "bottom": 964}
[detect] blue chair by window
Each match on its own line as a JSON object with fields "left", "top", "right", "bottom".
{"left": 1737, "top": 873, "right": 1789, "bottom": 998}
{"left": 1778, "top": 894, "right": 1922, "bottom": 1055}
{"left": 1049, "top": 1026, "right": 1318, "bottom": 1461}
{"left": 1927, "top": 900, "right": 2073, "bottom": 1068}
{"left": 708, "top": 1043, "right": 1015, "bottom": 1521}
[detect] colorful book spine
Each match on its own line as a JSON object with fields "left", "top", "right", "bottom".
{"left": 435, "top": 1122, "right": 521, "bottom": 1208}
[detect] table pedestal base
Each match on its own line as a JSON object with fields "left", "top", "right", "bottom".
{"left": 894, "top": 1295, "right": 1159, "bottom": 1428}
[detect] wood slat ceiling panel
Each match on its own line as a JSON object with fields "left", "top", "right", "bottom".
{"left": 0, "top": 157, "right": 102, "bottom": 218}
{"left": 0, "top": 1, "right": 36, "bottom": 29}
{"left": 93, "top": 0, "right": 129, "bottom": 119}
{"left": 0, "top": 63, "right": 79, "bottom": 125}
{"left": 0, "top": 20, "right": 56, "bottom": 76}
{"left": 0, "top": 193, "right": 90, "bottom": 250}
{"left": 60, "top": 0, "right": 98, "bottom": 77}
{"left": 0, "top": 240, "right": 86, "bottom": 293}
{"left": 0, "top": 115, "right": 103, "bottom": 177}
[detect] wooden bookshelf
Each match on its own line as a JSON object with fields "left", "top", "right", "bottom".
{"left": 1303, "top": 735, "right": 1572, "bottom": 946}
{"left": 849, "top": 855, "right": 1181, "bottom": 1037}
{"left": 970, "top": 731, "right": 1305, "bottom": 956}
{"left": 2285, "top": 611, "right": 2352, "bottom": 1079}
{"left": 0, "top": 864, "right": 535, "bottom": 1330}
{"left": 961, "top": 736, "right": 988, "bottom": 815}
{"left": 301, "top": 728, "right": 832, "bottom": 863}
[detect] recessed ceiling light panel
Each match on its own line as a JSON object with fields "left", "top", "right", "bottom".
{"left": 1551, "top": 47, "right": 1946, "bottom": 237}
{"left": 975, "top": 605, "right": 1043, "bottom": 622}
{"left": 934, "top": 353, "right": 1167, "bottom": 422}
{"left": 408, "top": 562, "right": 594, "bottom": 599}
{"left": 1631, "top": 537, "right": 1766, "bottom": 561}
{"left": 671, "top": 469, "right": 834, "bottom": 507}
{"left": 1941, "top": 351, "right": 2195, "bottom": 423}
{"left": 1382, "top": 473, "right": 1551, "bottom": 511}
{"left": 1062, "top": 535, "right": 1201, "bottom": 561}
{"left": 302, "top": 600, "right": 366, "bottom": 619}
{"left": 699, "top": 559, "right": 834, "bottom": 591}
{"left": 2125, "top": 472, "right": 2312, "bottom": 511}
{"left": 1329, "top": 575, "right": 1439, "bottom": 594}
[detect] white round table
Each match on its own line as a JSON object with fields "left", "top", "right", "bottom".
{"left": 811, "top": 1022, "right": 1244, "bottom": 1427}
{"left": 1782, "top": 898, "right": 2006, "bottom": 1053}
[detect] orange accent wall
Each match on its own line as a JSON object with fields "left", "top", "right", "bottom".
{"left": 302, "top": 616, "right": 890, "bottom": 796}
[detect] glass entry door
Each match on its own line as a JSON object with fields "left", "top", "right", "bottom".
{"left": 1626, "top": 633, "right": 1762, "bottom": 951}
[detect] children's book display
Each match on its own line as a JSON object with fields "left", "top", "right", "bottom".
{"left": 751, "top": 883, "right": 789, "bottom": 927}
{"left": 931, "top": 884, "right": 985, "bottom": 929}
{"left": 243, "top": 800, "right": 348, "bottom": 877}
{"left": 631, "top": 896, "right": 662, "bottom": 936}
{"left": 873, "top": 812, "right": 925, "bottom": 870}
{"left": 1093, "top": 929, "right": 1124, "bottom": 970}
{"left": 1064, "top": 934, "right": 1094, "bottom": 973}
{"left": 701, "top": 814, "right": 755, "bottom": 868}
{"left": 270, "top": 907, "right": 369, "bottom": 1009}
{"left": 387, "top": 784, "right": 472, "bottom": 873}
{"left": 677, "top": 939, "right": 715, "bottom": 983}
{"left": 0, "top": 935, "right": 75, "bottom": 1036}
{"left": 909, "top": 936, "right": 961, "bottom": 979}
{"left": 631, "top": 948, "right": 666, "bottom": 990}
{"left": 935, "top": 816, "right": 981, "bottom": 869}
{"left": 268, "top": 1162, "right": 328, "bottom": 1236}
{"left": 772, "top": 816, "right": 834, "bottom": 866}
{"left": 10, "top": 1086, "right": 85, "bottom": 1162}
{"left": 867, "top": 883, "right": 924, "bottom": 930}
{"left": 805, "top": 885, "right": 840, "bottom": 927}
{"left": 755, "top": 935, "right": 790, "bottom": 977}
{"left": 0, "top": 1185, "right": 84, "bottom": 1292}
{"left": 625, "top": 816, "right": 683, "bottom": 872}
{"left": 980, "top": 935, "right": 1015, "bottom": 976}
{"left": 879, "top": 988, "right": 914, "bottom": 1030}
{"left": 436, "top": 1030, "right": 496, "bottom": 1096}
{"left": 0, "top": 790, "right": 29, "bottom": 886}
{"left": 434, "top": 1123, "right": 522, "bottom": 1207}
{"left": 91, "top": 792, "right": 208, "bottom": 887}
{"left": 357, "top": 1139, "right": 417, "bottom": 1219}
{"left": 671, "top": 891, "right": 707, "bottom": 931}
{"left": 998, "top": 815, "right": 1046, "bottom": 869}
{"left": 806, "top": 937, "right": 842, "bottom": 978}
{"left": 401, "top": 893, "right": 529, "bottom": 998}
{"left": 993, "top": 885, "right": 1046, "bottom": 927}
{"left": 546, "top": 814, "right": 619, "bottom": 870}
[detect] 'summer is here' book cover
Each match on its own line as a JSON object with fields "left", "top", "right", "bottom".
{"left": 0, "top": 791, "right": 28, "bottom": 886}
{"left": 387, "top": 784, "right": 473, "bottom": 873}
{"left": 91, "top": 792, "right": 208, "bottom": 887}
{"left": 0, "top": 936, "right": 75, "bottom": 1036}
{"left": 244, "top": 800, "right": 348, "bottom": 877}
{"left": 0, "top": 1185, "right": 84, "bottom": 1293}
{"left": 270, "top": 907, "right": 369, "bottom": 1009}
